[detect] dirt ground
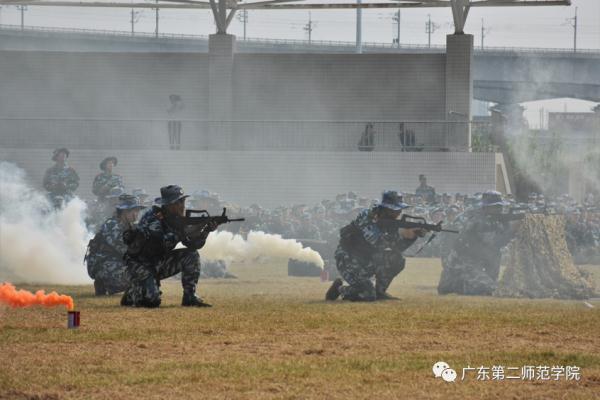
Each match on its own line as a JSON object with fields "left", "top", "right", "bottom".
{"left": 1, "top": 258, "right": 599, "bottom": 400}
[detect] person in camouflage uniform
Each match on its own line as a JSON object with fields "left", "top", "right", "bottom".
{"left": 437, "top": 190, "right": 514, "bottom": 296}
{"left": 92, "top": 157, "right": 124, "bottom": 211}
{"left": 85, "top": 194, "right": 145, "bottom": 296}
{"left": 122, "top": 185, "right": 216, "bottom": 308}
{"left": 43, "top": 148, "right": 79, "bottom": 208}
{"left": 326, "top": 191, "right": 426, "bottom": 302}
{"left": 415, "top": 174, "right": 436, "bottom": 204}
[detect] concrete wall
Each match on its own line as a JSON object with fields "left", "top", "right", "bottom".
{"left": 233, "top": 53, "right": 446, "bottom": 121}
{"left": 0, "top": 51, "right": 210, "bottom": 119}
{"left": 0, "top": 148, "right": 498, "bottom": 207}
{"left": 0, "top": 48, "right": 453, "bottom": 150}
{"left": 0, "top": 49, "right": 446, "bottom": 121}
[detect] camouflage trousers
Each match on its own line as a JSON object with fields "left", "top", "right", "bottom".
{"left": 125, "top": 248, "right": 201, "bottom": 307}
{"left": 334, "top": 246, "right": 405, "bottom": 302}
{"left": 94, "top": 259, "right": 130, "bottom": 294}
{"left": 437, "top": 249, "right": 499, "bottom": 296}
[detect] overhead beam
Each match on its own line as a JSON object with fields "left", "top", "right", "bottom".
{"left": 0, "top": 0, "right": 570, "bottom": 9}
{"left": 0, "top": 1, "right": 212, "bottom": 8}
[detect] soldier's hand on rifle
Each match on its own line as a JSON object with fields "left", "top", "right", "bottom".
{"left": 401, "top": 228, "right": 427, "bottom": 239}
{"left": 207, "top": 220, "right": 219, "bottom": 232}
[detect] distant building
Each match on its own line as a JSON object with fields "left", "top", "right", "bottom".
{"left": 546, "top": 111, "right": 600, "bottom": 150}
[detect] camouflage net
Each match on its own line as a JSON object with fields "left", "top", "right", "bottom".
{"left": 495, "top": 214, "right": 596, "bottom": 299}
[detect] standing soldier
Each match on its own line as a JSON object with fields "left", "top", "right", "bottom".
{"left": 415, "top": 174, "right": 436, "bottom": 204}
{"left": 326, "top": 191, "right": 426, "bottom": 302}
{"left": 43, "top": 148, "right": 80, "bottom": 208}
{"left": 90, "top": 157, "right": 124, "bottom": 225}
{"left": 438, "top": 190, "right": 514, "bottom": 296}
{"left": 85, "top": 194, "right": 144, "bottom": 296}
{"left": 93, "top": 157, "right": 124, "bottom": 205}
{"left": 167, "top": 95, "right": 184, "bottom": 150}
{"left": 122, "top": 185, "right": 216, "bottom": 308}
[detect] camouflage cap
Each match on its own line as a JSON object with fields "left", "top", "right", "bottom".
{"left": 379, "top": 190, "right": 410, "bottom": 211}
{"left": 52, "top": 148, "right": 69, "bottom": 161}
{"left": 100, "top": 156, "right": 118, "bottom": 171}
{"left": 116, "top": 194, "right": 145, "bottom": 210}
{"left": 106, "top": 187, "right": 125, "bottom": 199}
{"left": 157, "top": 185, "right": 189, "bottom": 206}
{"left": 481, "top": 190, "right": 509, "bottom": 207}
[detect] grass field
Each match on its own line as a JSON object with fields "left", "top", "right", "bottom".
{"left": 1, "top": 258, "right": 599, "bottom": 400}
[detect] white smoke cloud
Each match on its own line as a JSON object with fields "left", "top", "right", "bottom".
{"left": 200, "top": 230, "right": 324, "bottom": 268}
{"left": 0, "top": 162, "right": 324, "bottom": 286}
{"left": 0, "top": 162, "right": 91, "bottom": 285}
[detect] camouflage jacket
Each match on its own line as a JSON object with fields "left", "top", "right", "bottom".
{"left": 340, "top": 207, "right": 415, "bottom": 259}
{"left": 129, "top": 206, "right": 182, "bottom": 263}
{"left": 86, "top": 217, "right": 128, "bottom": 265}
{"left": 92, "top": 172, "right": 124, "bottom": 199}
{"left": 450, "top": 211, "right": 513, "bottom": 263}
{"left": 415, "top": 185, "right": 436, "bottom": 203}
{"left": 43, "top": 164, "right": 79, "bottom": 196}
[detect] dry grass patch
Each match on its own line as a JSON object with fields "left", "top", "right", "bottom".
{"left": 1, "top": 259, "right": 599, "bottom": 399}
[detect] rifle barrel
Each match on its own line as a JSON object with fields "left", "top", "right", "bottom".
{"left": 441, "top": 229, "right": 460, "bottom": 234}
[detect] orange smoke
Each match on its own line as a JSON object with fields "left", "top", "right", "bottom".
{"left": 0, "top": 283, "right": 74, "bottom": 310}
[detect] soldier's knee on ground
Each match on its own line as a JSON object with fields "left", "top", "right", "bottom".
{"left": 134, "top": 276, "right": 162, "bottom": 308}
{"left": 340, "top": 281, "right": 376, "bottom": 302}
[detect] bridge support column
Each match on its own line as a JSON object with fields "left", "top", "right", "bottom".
{"left": 208, "top": 33, "right": 236, "bottom": 148}
{"left": 445, "top": 33, "right": 473, "bottom": 151}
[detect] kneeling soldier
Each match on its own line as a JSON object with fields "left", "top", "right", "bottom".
{"left": 326, "top": 190, "right": 425, "bottom": 302}
{"left": 123, "top": 185, "right": 216, "bottom": 308}
{"left": 85, "top": 194, "right": 144, "bottom": 295}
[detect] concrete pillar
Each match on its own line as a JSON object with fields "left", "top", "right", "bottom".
{"left": 445, "top": 34, "right": 473, "bottom": 151}
{"left": 209, "top": 33, "right": 235, "bottom": 119}
{"left": 208, "top": 33, "right": 236, "bottom": 149}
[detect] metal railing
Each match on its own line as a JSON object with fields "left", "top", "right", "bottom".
{"left": 1, "top": 24, "right": 599, "bottom": 55}
{"left": 0, "top": 117, "right": 479, "bottom": 152}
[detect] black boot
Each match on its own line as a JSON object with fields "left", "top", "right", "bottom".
{"left": 120, "top": 289, "right": 134, "bottom": 306}
{"left": 376, "top": 291, "right": 401, "bottom": 301}
{"left": 94, "top": 280, "right": 107, "bottom": 296}
{"left": 182, "top": 292, "right": 212, "bottom": 307}
{"left": 325, "top": 278, "right": 343, "bottom": 301}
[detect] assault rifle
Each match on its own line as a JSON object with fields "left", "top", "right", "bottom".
{"left": 165, "top": 208, "right": 245, "bottom": 244}
{"left": 378, "top": 214, "right": 459, "bottom": 257}
{"left": 124, "top": 208, "right": 245, "bottom": 256}
{"left": 378, "top": 214, "right": 459, "bottom": 234}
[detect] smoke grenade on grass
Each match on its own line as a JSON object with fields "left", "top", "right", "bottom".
{"left": 0, "top": 282, "right": 74, "bottom": 310}
{"left": 200, "top": 230, "right": 325, "bottom": 268}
